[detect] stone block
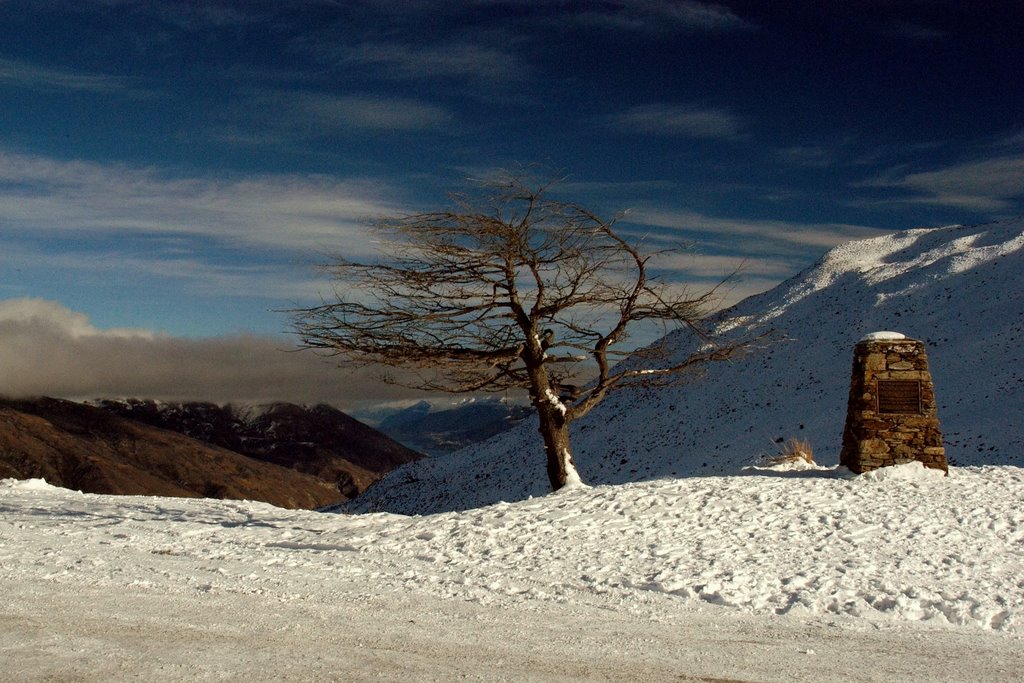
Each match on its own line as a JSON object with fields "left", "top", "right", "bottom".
{"left": 840, "top": 333, "right": 947, "bottom": 475}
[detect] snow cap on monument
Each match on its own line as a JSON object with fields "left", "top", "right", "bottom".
{"left": 859, "top": 331, "right": 906, "bottom": 342}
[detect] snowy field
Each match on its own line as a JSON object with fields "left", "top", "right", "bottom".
{"left": 3, "top": 463, "right": 1024, "bottom": 681}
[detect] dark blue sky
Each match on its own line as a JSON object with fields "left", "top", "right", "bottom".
{"left": 2, "top": 0, "right": 1022, "bottom": 339}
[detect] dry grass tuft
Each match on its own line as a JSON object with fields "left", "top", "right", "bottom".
{"left": 762, "top": 437, "right": 815, "bottom": 466}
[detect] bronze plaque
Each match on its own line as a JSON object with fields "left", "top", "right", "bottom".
{"left": 876, "top": 380, "right": 921, "bottom": 414}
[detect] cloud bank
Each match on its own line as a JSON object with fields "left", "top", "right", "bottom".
{"left": 0, "top": 298, "right": 425, "bottom": 409}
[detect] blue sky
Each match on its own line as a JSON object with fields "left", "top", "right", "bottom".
{"left": 1, "top": 0, "right": 1022, "bottom": 405}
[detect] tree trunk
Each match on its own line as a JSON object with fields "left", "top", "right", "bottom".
{"left": 536, "top": 406, "right": 581, "bottom": 491}
{"left": 526, "top": 348, "right": 583, "bottom": 492}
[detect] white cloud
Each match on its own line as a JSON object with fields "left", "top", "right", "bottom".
{"left": 0, "top": 240, "right": 327, "bottom": 308}
{"left": 294, "top": 93, "right": 453, "bottom": 131}
{"left": 883, "top": 21, "right": 946, "bottom": 41}
{"left": 0, "top": 298, "right": 427, "bottom": 408}
{"left": 643, "top": 253, "right": 799, "bottom": 311}
{"left": 613, "top": 208, "right": 887, "bottom": 310}
{"left": 859, "top": 155, "right": 1024, "bottom": 211}
{"left": 221, "top": 90, "right": 455, "bottom": 140}
{"left": 608, "top": 104, "right": 744, "bottom": 139}
{"left": 776, "top": 145, "right": 837, "bottom": 168}
{"left": 992, "top": 130, "right": 1024, "bottom": 149}
{"left": 38, "top": 0, "right": 261, "bottom": 31}
{"left": 0, "top": 57, "right": 130, "bottom": 94}
{"left": 0, "top": 149, "right": 406, "bottom": 255}
{"left": 0, "top": 298, "right": 155, "bottom": 340}
{"left": 340, "top": 42, "right": 526, "bottom": 84}
{"left": 576, "top": 0, "right": 754, "bottom": 33}
{"left": 627, "top": 208, "right": 885, "bottom": 250}
{"left": 649, "top": 252, "right": 795, "bottom": 279}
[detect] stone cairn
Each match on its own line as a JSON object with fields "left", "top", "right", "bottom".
{"left": 839, "top": 331, "right": 948, "bottom": 474}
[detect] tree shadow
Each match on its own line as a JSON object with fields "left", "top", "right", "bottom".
{"left": 736, "top": 465, "right": 856, "bottom": 480}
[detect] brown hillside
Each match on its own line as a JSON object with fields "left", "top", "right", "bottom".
{"left": 92, "top": 399, "right": 424, "bottom": 497}
{"left": 0, "top": 398, "right": 342, "bottom": 509}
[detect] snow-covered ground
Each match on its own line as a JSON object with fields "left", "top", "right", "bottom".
{"left": 4, "top": 464, "right": 1023, "bottom": 681}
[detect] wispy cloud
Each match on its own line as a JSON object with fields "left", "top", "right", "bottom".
{"left": 613, "top": 208, "right": 891, "bottom": 310}
{"left": 339, "top": 41, "right": 526, "bottom": 84}
{"left": 0, "top": 298, "right": 421, "bottom": 408}
{"left": 144, "top": 1, "right": 258, "bottom": 31}
{"left": 299, "top": 93, "right": 453, "bottom": 131}
{"left": 608, "top": 104, "right": 744, "bottom": 139}
{"left": 227, "top": 90, "right": 454, "bottom": 138}
{"left": 650, "top": 252, "right": 796, "bottom": 280}
{"left": 0, "top": 57, "right": 129, "bottom": 94}
{"left": 0, "top": 149, "right": 406, "bottom": 254}
{"left": 575, "top": 0, "right": 755, "bottom": 33}
{"left": 883, "top": 21, "right": 946, "bottom": 42}
{"left": 776, "top": 145, "right": 837, "bottom": 169}
{"left": 991, "top": 130, "right": 1024, "bottom": 149}
{"left": 40, "top": 0, "right": 261, "bottom": 31}
{"left": 858, "top": 155, "right": 1024, "bottom": 211}
{"left": 626, "top": 208, "right": 886, "bottom": 250}
{"left": 1, "top": 241, "right": 324, "bottom": 302}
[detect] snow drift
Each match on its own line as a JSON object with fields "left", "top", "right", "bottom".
{"left": 352, "top": 220, "right": 1024, "bottom": 514}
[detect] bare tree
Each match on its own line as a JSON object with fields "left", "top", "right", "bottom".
{"left": 292, "top": 175, "right": 755, "bottom": 491}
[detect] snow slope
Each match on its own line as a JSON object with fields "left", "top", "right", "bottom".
{"left": 3, "top": 467, "right": 1024, "bottom": 681}
{"left": 353, "top": 220, "right": 1024, "bottom": 514}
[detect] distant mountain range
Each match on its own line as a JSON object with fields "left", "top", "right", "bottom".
{"left": 0, "top": 397, "right": 421, "bottom": 508}
{"left": 351, "top": 219, "right": 1024, "bottom": 515}
{"left": 369, "top": 398, "right": 532, "bottom": 455}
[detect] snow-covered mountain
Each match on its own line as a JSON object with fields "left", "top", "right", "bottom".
{"left": 352, "top": 220, "right": 1024, "bottom": 514}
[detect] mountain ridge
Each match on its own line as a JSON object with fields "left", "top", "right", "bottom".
{"left": 0, "top": 397, "right": 341, "bottom": 508}
{"left": 91, "top": 399, "right": 423, "bottom": 497}
{"left": 0, "top": 397, "right": 423, "bottom": 508}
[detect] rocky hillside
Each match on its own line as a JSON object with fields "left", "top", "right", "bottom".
{"left": 0, "top": 397, "right": 340, "bottom": 509}
{"left": 92, "top": 399, "right": 423, "bottom": 497}
{"left": 350, "top": 219, "right": 1024, "bottom": 515}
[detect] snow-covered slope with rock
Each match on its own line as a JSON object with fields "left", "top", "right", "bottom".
{"left": 352, "top": 220, "right": 1024, "bottom": 514}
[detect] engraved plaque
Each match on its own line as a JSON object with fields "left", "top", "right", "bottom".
{"left": 876, "top": 380, "right": 921, "bottom": 414}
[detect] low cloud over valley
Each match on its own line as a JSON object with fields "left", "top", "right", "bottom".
{"left": 0, "top": 298, "right": 416, "bottom": 409}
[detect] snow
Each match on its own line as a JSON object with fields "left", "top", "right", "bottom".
{"left": 859, "top": 460, "right": 946, "bottom": 482}
{"left": 559, "top": 448, "right": 585, "bottom": 488}
{"left": 2, "top": 470, "right": 1024, "bottom": 680}
{"left": 859, "top": 330, "right": 907, "bottom": 342}
{"left": 543, "top": 387, "right": 567, "bottom": 416}
{"left": 3, "top": 477, "right": 61, "bottom": 491}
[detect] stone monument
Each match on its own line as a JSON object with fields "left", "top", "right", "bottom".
{"left": 839, "top": 331, "right": 948, "bottom": 474}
